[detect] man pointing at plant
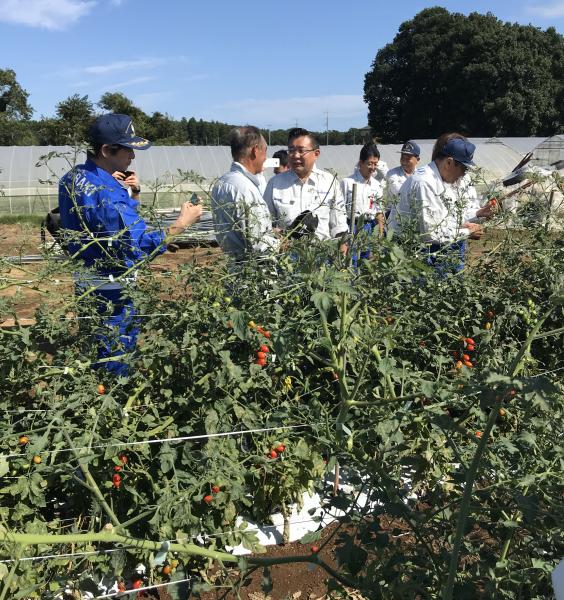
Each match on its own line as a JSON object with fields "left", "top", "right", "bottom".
{"left": 58, "top": 114, "right": 202, "bottom": 375}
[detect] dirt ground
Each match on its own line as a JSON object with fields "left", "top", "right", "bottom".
{"left": 0, "top": 223, "right": 222, "bottom": 322}
{"left": 196, "top": 522, "right": 370, "bottom": 600}
{"left": 0, "top": 223, "right": 503, "bottom": 324}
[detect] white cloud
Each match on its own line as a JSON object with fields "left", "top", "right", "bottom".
{"left": 84, "top": 58, "right": 167, "bottom": 75}
{"left": 0, "top": 0, "right": 96, "bottom": 30}
{"left": 95, "top": 76, "right": 156, "bottom": 93}
{"left": 207, "top": 95, "right": 367, "bottom": 129}
{"left": 525, "top": 1, "right": 564, "bottom": 17}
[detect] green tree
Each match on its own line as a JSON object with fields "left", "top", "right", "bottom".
{"left": 53, "top": 94, "right": 95, "bottom": 144}
{"left": 0, "top": 68, "right": 35, "bottom": 144}
{"left": 98, "top": 91, "right": 145, "bottom": 120}
{"left": 0, "top": 68, "right": 32, "bottom": 120}
{"left": 186, "top": 117, "right": 198, "bottom": 144}
{"left": 364, "top": 7, "right": 564, "bottom": 141}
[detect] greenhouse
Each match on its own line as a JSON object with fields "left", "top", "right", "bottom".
{"left": 0, "top": 135, "right": 562, "bottom": 215}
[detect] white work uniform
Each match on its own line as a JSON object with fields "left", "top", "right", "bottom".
{"left": 389, "top": 161, "right": 471, "bottom": 245}
{"left": 211, "top": 162, "right": 279, "bottom": 259}
{"left": 264, "top": 166, "right": 348, "bottom": 241}
{"left": 374, "top": 159, "right": 389, "bottom": 183}
{"left": 341, "top": 168, "right": 384, "bottom": 218}
{"left": 385, "top": 166, "right": 411, "bottom": 206}
{"left": 454, "top": 173, "right": 482, "bottom": 223}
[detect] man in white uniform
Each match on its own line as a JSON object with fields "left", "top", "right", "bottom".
{"left": 211, "top": 126, "right": 280, "bottom": 260}
{"left": 264, "top": 128, "right": 348, "bottom": 246}
{"left": 389, "top": 137, "right": 483, "bottom": 273}
{"left": 385, "top": 141, "right": 421, "bottom": 210}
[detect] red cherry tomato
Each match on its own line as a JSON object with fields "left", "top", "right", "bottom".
{"left": 203, "top": 494, "right": 213, "bottom": 504}
{"left": 311, "top": 545, "right": 320, "bottom": 553}
{"left": 275, "top": 444, "right": 286, "bottom": 453}
{"left": 259, "top": 345, "right": 269, "bottom": 353}
{"left": 255, "top": 358, "right": 267, "bottom": 367}
{"left": 256, "top": 351, "right": 267, "bottom": 360}
{"left": 466, "top": 344, "right": 475, "bottom": 352}
{"left": 211, "top": 485, "right": 220, "bottom": 494}
{"left": 263, "top": 331, "right": 271, "bottom": 339}
{"left": 269, "top": 450, "right": 278, "bottom": 459}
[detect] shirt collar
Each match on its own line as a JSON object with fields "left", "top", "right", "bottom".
{"left": 429, "top": 161, "right": 446, "bottom": 195}
{"left": 231, "top": 162, "right": 262, "bottom": 188}
{"left": 290, "top": 164, "right": 323, "bottom": 185}
{"left": 353, "top": 166, "right": 372, "bottom": 183}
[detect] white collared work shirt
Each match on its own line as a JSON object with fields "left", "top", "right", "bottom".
{"left": 211, "top": 162, "right": 280, "bottom": 258}
{"left": 263, "top": 166, "right": 348, "bottom": 240}
{"left": 389, "top": 161, "right": 471, "bottom": 245}
{"left": 341, "top": 168, "right": 384, "bottom": 218}
{"left": 385, "top": 166, "right": 410, "bottom": 207}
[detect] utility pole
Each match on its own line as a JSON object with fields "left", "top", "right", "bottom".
{"left": 325, "top": 111, "right": 329, "bottom": 146}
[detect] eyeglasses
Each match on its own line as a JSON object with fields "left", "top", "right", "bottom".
{"left": 288, "top": 146, "right": 317, "bottom": 156}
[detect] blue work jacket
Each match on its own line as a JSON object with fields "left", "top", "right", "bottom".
{"left": 58, "top": 160, "right": 165, "bottom": 276}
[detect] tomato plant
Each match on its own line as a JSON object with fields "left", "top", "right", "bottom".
{"left": 0, "top": 180, "right": 562, "bottom": 599}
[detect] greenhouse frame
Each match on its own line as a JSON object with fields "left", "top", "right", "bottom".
{"left": 0, "top": 135, "right": 562, "bottom": 215}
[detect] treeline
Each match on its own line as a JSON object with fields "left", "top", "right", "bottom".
{"left": 364, "top": 7, "right": 564, "bottom": 141}
{"left": 0, "top": 71, "right": 369, "bottom": 146}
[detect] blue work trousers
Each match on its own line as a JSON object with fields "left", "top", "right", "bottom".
{"left": 80, "top": 286, "right": 138, "bottom": 376}
{"left": 424, "top": 241, "right": 466, "bottom": 277}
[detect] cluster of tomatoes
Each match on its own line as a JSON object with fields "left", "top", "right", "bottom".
{"left": 18, "top": 434, "right": 42, "bottom": 464}
{"left": 111, "top": 453, "right": 128, "bottom": 490}
{"left": 203, "top": 483, "right": 221, "bottom": 504}
{"left": 248, "top": 321, "right": 272, "bottom": 367}
{"left": 453, "top": 337, "right": 477, "bottom": 370}
{"left": 267, "top": 442, "right": 286, "bottom": 459}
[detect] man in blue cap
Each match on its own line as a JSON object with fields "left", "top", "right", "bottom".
{"left": 385, "top": 140, "right": 421, "bottom": 210}
{"left": 389, "top": 134, "right": 483, "bottom": 273}
{"left": 59, "top": 114, "right": 202, "bottom": 375}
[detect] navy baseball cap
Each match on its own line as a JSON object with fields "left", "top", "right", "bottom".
{"left": 441, "top": 138, "right": 475, "bottom": 167}
{"left": 399, "top": 140, "right": 420, "bottom": 157}
{"left": 89, "top": 114, "right": 151, "bottom": 150}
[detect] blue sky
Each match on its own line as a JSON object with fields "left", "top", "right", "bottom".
{"left": 1, "top": 0, "right": 563, "bottom": 131}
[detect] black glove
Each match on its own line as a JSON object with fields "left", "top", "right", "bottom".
{"left": 288, "top": 210, "right": 319, "bottom": 239}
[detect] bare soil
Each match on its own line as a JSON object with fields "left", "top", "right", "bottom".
{"left": 0, "top": 224, "right": 221, "bottom": 323}
{"left": 0, "top": 223, "right": 509, "bottom": 324}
